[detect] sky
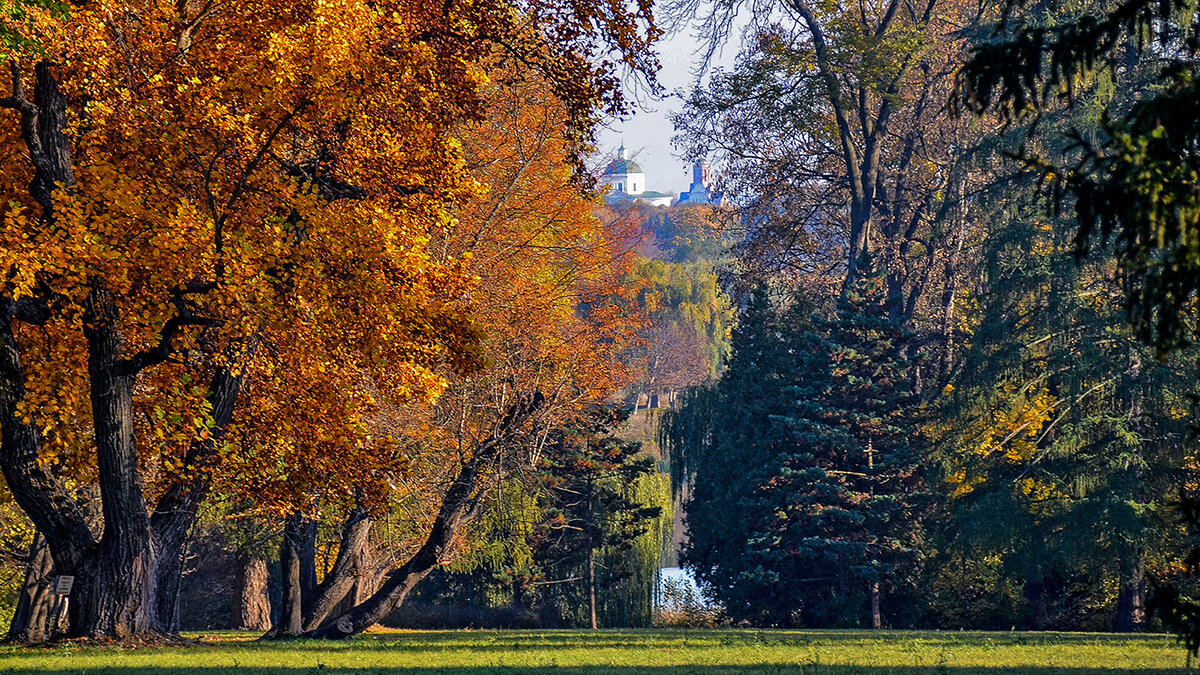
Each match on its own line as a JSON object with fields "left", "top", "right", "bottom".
{"left": 594, "top": 24, "right": 743, "bottom": 195}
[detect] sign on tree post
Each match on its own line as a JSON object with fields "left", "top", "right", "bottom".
{"left": 52, "top": 576, "right": 74, "bottom": 636}
{"left": 54, "top": 576, "right": 74, "bottom": 596}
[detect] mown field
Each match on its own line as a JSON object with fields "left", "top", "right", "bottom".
{"left": 0, "top": 629, "right": 1187, "bottom": 674}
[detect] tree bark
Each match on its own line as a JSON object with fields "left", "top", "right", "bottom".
{"left": 305, "top": 469, "right": 473, "bottom": 638}
{"left": 869, "top": 580, "right": 881, "bottom": 629}
{"left": 72, "top": 289, "right": 157, "bottom": 639}
{"left": 301, "top": 508, "right": 371, "bottom": 632}
{"left": 306, "top": 392, "right": 543, "bottom": 639}
{"left": 273, "top": 513, "right": 306, "bottom": 637}
{"left": 0, "top": 61, "right": 98, "bottom": 642}
{"left": 7, "top": 533, "right": 55, "bottom": 643}
{"left": 1114, "top": 557, "right": 1146, "bottom": 632}
{"left": 587, "top": 544, "right": 598, "bottom": 630}
{"left": 511, "top": 576, "right": 524, "bottom": 611}
{"left": 232, "top": 553, "right": 272, "bottom": 631}
{"left": 1, "top": 56, "right": 253, "bottom": 641}
{"left": 300, "top": 516, "right": 318, "bottom": 602}
{"left": 1024, "top": 561, "right": 1047, "bottom": 630}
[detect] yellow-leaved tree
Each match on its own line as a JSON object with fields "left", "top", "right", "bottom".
{"left": 0, "top": 0, "right": 655, "bottom": 641}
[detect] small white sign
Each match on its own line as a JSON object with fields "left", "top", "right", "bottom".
{"left": 54, "top": 575, "right": 74, "bottom": 596}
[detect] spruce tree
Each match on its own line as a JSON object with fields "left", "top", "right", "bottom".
{"left": 665, "top": 271, "right": 928, "bottom": 627}
{"left": 766, "top": 254, "right": 926, "bottom": 627}
{"left": 665, "top": 288, "right": 810, "bottom": 625}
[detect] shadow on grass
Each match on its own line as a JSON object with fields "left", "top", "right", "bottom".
{"left": 260, "top": 629, "right": 1177, "bottom": 654}
{"left": 7, "top": 662, "right": 1190, "bottom": 667}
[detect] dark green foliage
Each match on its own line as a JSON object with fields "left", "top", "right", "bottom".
{"left": 931, "top": 177, "right": 1195, "bottom": 631}
{"left": 663, "top": 288, "right": 805, "bottom": 625}
{"left": 953, "top": 0, "right": 1200, "bottom": 636}
{"left": 765, "top": 256, "right": 928, "bottom": 627}
{"left": 532, "top": 410, "right": 666, "bottom": 627}
{"left": 959, "top": 0, "right": 1200, "bottom": 348}
{"left": 1070, "top": 70, "right": 1200, "bottom": 350}
{"left": 663, "top": 268, "right": 928, "bottom": 627}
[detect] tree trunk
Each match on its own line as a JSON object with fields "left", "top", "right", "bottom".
{"left": 301, "top": 508, "right": 371, "bottom": 632}
{"left": 273, "top": 513, "right": 306, "bottom": 637}
{"left": 1024, "top": 561, "right": 1047, "bottom": 630}
{"left": 587, "top": 545, "right": 598, "bottom": 630}
{"left": 0, "top": 62, "right": 97, "bottom": 642}
{"left": 232, "top": 553, "right": 272, "bottom": 631}
{"left": 1, "top": 59, "right": 250, "bottom": 642}
{"left": 0, "top": 309, "right": 94, "bottom": 640}
{"left": 304, "top": 475, "right": 470, "bottom": 638}
{"left": 8, "top": 533, "right": 55, "bottom": 643}
{"left": 331, "top": 543, "right": 377, "bottom": 619}
{"left": 69, "top": 290, "right": 158, "bottom": 639}
{"left": 306, "top": 392, "right": 543, "bottom": 639}
{"left": 1114, "top": 558, "right": 1146, "bottom": 632}
{"left": 511, "top": 576, "right": 523, "bottom": 611}
{"left": 300, "top": 517, "right": 318, "bottom": 601}
{"left": 869, "top": 580, "right": 881, "bottom": 629}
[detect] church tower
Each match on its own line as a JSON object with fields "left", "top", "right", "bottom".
{"left": 677, "top": 158, "right": 716, "bottom": 205}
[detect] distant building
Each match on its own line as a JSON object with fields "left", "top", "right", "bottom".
{"left": 601, "top": 144, "right": 674, "bottom": 207}
{"left": 601, "top": 144, "right": 645, "bottom": 195}
{"left": 676, "top": 159, "right": 722, "bottom": 206}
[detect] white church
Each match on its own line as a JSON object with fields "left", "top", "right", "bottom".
{"left": 600, "top": 144, "right": 720, "bottom": 208}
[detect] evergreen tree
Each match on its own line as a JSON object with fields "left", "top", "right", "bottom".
{"left": 765, "top": 255, "right": 927, "bottom": 628}
{"left": 663, "top": 288, "right": 809, "bottom": 625}
{"left": 932, "top": 187, "right": 1196, "bottom": 631}
{"left": 664, "top": 270, "right": 928, "bottom": 627}
{"left": 533, "top": 412, "right": 665, "bottom": 628}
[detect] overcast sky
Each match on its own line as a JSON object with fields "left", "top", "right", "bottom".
{"left": 594, "top": 25, "right": 743, "bottom": 195}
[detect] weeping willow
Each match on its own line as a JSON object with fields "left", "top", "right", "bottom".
{"left": 597, "top": 470, "right": 674, "bottom": 627}
{"left": 658, "top": 385, "right": 718, "bottom": 494}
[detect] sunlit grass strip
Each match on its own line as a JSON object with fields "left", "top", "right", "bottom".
{"left": 0, "top": 628, "right": 1186, "bottom": 673}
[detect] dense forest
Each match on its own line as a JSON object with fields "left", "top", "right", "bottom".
{"left": 2, "top": 0, "right": 1200, "bottom": 646}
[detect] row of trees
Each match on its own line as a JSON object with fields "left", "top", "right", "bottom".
{"left": 661, "top": 0, "right": 1200, "bottom": 631}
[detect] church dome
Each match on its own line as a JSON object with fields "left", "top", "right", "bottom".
{"left": 604, "top": 157, "right": 643, "bottom": 175}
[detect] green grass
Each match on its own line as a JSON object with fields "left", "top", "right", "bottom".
{"left": 0, "top": 629, "right": 1189, "bottom": 674}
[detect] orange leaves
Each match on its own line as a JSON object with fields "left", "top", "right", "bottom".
{"left": 0, "top": 0, "right": 502, "bottom": 513}
{"left": 445, "top": 67, "right": 643, "bottom": 408}
{"left": 0, "top": 0, "right": 661, "bottom": 535}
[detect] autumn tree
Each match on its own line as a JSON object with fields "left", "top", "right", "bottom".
{"left": 238, "top": 67, "right": 652, "bottom": 639}
{"left": 623, "top": 257, "right": 734, "bottom": 410}
{"left": 0, "top": 0, "right": 656, "bottom": 641}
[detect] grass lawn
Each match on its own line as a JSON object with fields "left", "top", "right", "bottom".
{"left": 0, "top": 629, "right": 1188, "bottom": 674}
